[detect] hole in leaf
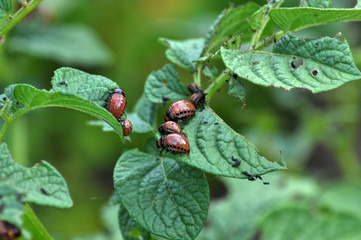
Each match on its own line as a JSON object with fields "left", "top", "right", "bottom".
{"left": 161, "top": 79, "right": 167, "bottom": 85}
{"left": 252, "top": 61, "right": 260, "bottom": 66}
{"left": 290, "top": 58, "right": 304, "bottom": 70}
{"left": 312, "top": 69, "right": 319, "bottom": 76}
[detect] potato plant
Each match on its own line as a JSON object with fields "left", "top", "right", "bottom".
{"left": 1, "top": 0, "right": 361, "bottom": 239}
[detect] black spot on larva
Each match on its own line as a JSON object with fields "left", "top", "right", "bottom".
{"left": 188, "top": 110, "right": 190, "bottom": 113}
{"left": 177, "top": 146, "right": 180, "bottom": 149}
{"left": 176, "top": 112, "right": 180, "bottom": 116}
{"left": 290, "top": 58, "right": 304, "bottom": 69}
{"left": 41, "top": 188, "right": 49, "bottom": 196}
{"left": 312, "top": 69, "right": 319, "bottom": 76}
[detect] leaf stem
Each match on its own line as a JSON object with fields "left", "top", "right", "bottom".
{"left": 248, "top": 0, "right": 284, "bottom": 51}
{"left": 254, "top": 30, "right": 286, "bottom": 50}
{"left": 0, "top": 0, "right": 44, "bottom": 36}
{"left": 194, "top": 64, "right": 202, "bottom": 87}
{"left": 205, "top": 71, "right": 229, "bottom": 100}
{"left": 0, "top": 108, "right": 29, "bottom": 143}
{"left": 22, "top": 204, "right": 53, "bottom": 240}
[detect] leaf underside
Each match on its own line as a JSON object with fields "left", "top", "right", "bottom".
{"left": 14, "top": 84, "right": 124, "bottom": 140}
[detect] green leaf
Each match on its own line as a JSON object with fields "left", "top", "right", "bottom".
{"left": 159, "top": 38, "right": 205, "bottom": 72}
{"left": 4, "top": 84, "right": 25, "bottom": 114}
{"left": 144, "top": 64, "right": 189, "bottom": 104}
{"left": 228, "top": 75, "right": 247, "bottom": 106}
{"left": 113, "top": 149, "right": 209, "bottom": 240}
{"left": 0, "top": 0, "right": 11, "bottom": 17}
{"left": 221, "top": 35, "right": 361, "bottom": 93}
{"left": 356, "top": 0, "right": 361, "bottom": 8}
{"left": 127, "top": 94, "right": 157, "bottom": 134}
{"left": 203, "top": 2, "right": 261, "bottom": 53}
{"left": 319, "top": 182, "right": 361, "bottom": 219}
{"left": 198, "top": 174, "right": 319, "bottom": 240}
{"left": 14, "top": 84, "right": 124, "bottom": 140}
{"left": 0, "top": 179, "right": 24, "bottom": 226}
{"left": 171, "top": 106, "right": 286, "bottom": 178}
{"left": 9, "top": 24, "right": 113, "bottom": 66}
{"left": 269, "top": 8, "right": 361, "bottom": 33}
{"left": 300, "top": 0, "right": 332, "bottom": 8}
{"left": 0, "top": 143, "right": 72, "bottom": 208}
{"left": 51, "top": 67, "right": 119, "bottom": 107}
{"left": 203, "top": 65, "right": 218, "bottom": 80}
{"left": 260, "top": 206, "right": 361, "bottom": 240}
{"left": 118, "top": 203, "right": 150, "bottom": 240}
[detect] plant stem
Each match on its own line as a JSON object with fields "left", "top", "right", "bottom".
{"left": 205, "top": 71, "right": 229, "bottom": 100}
{"left": 194, "top": 64, "right": 202, "bottom": 87}
{"left": 0, "top": 0, "right": 44, "bottom": 36}
{"left": 248, "top": 0, "right": 284, "bottom": 51}
{"left": 0, "top": 108, "right": 29, "bottom": 143}
{"left": 254, "top": 30, "right": 286, "bottom": 50}
{"left": 22, "top": 204, "right": 53, "bottom": 240}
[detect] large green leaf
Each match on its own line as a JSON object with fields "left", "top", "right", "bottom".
{"left": 0, "top": 179, "right": 24, "bottom": 226}
{"left": 222, "top": 35, "right": 361, "bottom": 93}
{"left": 51, "top": 67, "right": 119, "bottom": 107}
{"left": 159, "top": 38, "right": 205, "bottom": 72}
{"left": 198, "top": 174, "right": 319, "bottom": 240}
{"left": 203, "top": 2, "right": 260, "bottom": 53}
{"left": 9, "top": 24, "right": 113, "bottom": 66}
{"left": 299, "top": 0, "right": 332, "bottom": 8}
{"left": 0, "top": 0, "right": 11, "bottom": 17}
{"left": 14, "top": 84, "right": 124, "bottom": 140}
{"left": 260, "top": 206, "right": 361, "bottom": 240}
{"left": 269, "top": 7, "right": 361, "bottom": 33}
{"left": 0, "top": 143, "right": 72, "bottom": 208}
{"left": 113, "top": 150, "right": 209, "bottom": 240}
{"left": 170, "top": 106, "right": 286, "bottom": 179}
{"left": 144, "top": 64, "right": 189, "bottom": 104}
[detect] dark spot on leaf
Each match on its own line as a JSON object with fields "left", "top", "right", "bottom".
{"left": 231, "top": 40, "right": 236, "bottom": 44}
{"left": 314, "top": 14, "right": 318, "bottom": 17}
{"left": 40, "top": 188, "right": 49, "bottom": 196}
{"left": 312, "top": 69, "right": 319, "bottom": 76}
{"left": 203, "top": 121, "right": 208, "bottom": 124}
{"left": 315, "top": 41, "right": 319, "bottom": 46}
{"left": 161, "top": 79, "right": 167, "bottom": 85}
{"left": 225, "top": 80, "right": 229, "bottom": 83}
{"left": 214, "top": 122, "right": 219, "bottom": 125}
{"left": 58, "top": 81, "right": 68, "bottom": 86}
{"left": 290, "top": 58, "right": 304, "bottom": 69}
{"left": 2, "top": 97, "right": 6, "bottom": 101}
{"left": 252, "top": 61, "right": 260, "bottom": 66}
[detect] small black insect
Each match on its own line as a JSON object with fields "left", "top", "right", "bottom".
{"left": 242, "top": 171, "right": 256, "bottom": 181}
{"left": 214, "top": 122, "right": 219, "bottom": 125}
{"left": 203, "top": 121, "right": 208, "bottom": 124}
{"left": 162, "top": 96, "right": 170, "bottom": 103}
{"left": 40, "top": 188, "right": 49, "bottom": 196}
{"left": 255, "top": 175, "right": 270, "bottom": 185}
{"left": 225, "top": 80, "right": 229, "bottom": 83}
{"left": 2, "top": 97, "right": 6, "bottom": 101}
{"left": 232, "top": 161, "right": 240, "bottom": 167}
{"left": 58, "top": 81, "right": 68, "bottom": 86}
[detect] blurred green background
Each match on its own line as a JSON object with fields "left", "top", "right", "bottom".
{"left": 1, "top": 0, "right": 361, "bottom": 239}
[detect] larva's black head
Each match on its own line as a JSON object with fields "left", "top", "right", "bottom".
{"left": 113, "top": 88, "right": 125, "bottom": 97}
{"left": 164, "top": 110, "right": 174, "bottom": 122}
{"left": 158, "top": 124, "right": 165, "bottom": 135}
{"left": 156, "top": 137, "right": 164, "bottom": 149}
